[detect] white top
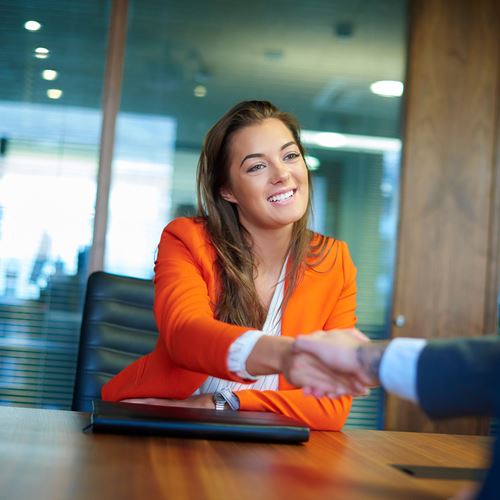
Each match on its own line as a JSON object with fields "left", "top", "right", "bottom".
{"left": 379, "top": 337, "right": 427, "bottom": 403}
{"left": 194, "top": 259, "right": 288, "bottom": 396}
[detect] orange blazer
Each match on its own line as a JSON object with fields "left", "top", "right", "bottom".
{"left": 102, "top": 217, "right": 358, "bottom": 430}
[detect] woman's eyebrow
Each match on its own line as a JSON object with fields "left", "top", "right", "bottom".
{"left": 239, "top": 141, "right": 297, "bottom": 167}
{"left": 240, "top": 152, "right": 264, "bottom": 167}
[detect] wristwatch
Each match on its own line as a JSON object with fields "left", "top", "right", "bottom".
{"left": 212, "top": 388, "right": 240, "bottom": 411}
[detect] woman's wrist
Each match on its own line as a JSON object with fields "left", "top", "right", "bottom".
{"left": 245, "top": 336, "right": 295, "bottom": 376}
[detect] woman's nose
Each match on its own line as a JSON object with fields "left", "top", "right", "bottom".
{"left": 270, "top": 162, "right": 290, "bottom": 183}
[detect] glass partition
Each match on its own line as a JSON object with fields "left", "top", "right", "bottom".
{"left": 0, "top": 1, "right": 109, "bottom": 408}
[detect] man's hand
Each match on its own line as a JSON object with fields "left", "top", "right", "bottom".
{"left": 291, "top": 329, "right": 387, "bottom": 398}
{"left": 282, "top": 350, "right": 369, "bottom": 398}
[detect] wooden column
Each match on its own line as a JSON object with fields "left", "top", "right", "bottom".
{"left": 386, "top": 0, "right": 500, "bottom": 434}
{"left": 88, "top": 0, "right": 128, "bottom": 274}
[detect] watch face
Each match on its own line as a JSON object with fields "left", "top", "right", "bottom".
{"left": 213, "top": 392, "right": 226, "bottom": 410}
{"left": 214, "top": 393, "right": 225, "bottom": 403}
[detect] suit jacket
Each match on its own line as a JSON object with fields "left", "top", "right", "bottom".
{"left": 102, "top": 217, "right": 357, "bottom": 430}
{"left": 417, "top": 336, "right": 500, "bottom": 500}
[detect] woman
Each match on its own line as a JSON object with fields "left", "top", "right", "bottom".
{"left": 102, "top": 100, "right": 359, "bottom": 430}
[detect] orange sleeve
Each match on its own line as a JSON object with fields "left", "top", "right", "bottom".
{"left": 236, "top": 388, "right": 352, "bottom": 431}
{"left": 154, "top": 219, "right": 250, "bottom": 381}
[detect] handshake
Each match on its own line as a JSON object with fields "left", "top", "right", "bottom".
{"left": 282, "top": 329, "right": 387, "bottom": 399}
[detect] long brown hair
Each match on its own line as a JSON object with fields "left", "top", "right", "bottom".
{"left": 197, "top": 100, "right": 330, "bottom": 328}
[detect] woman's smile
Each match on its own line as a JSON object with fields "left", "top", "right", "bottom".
{"left": 267, "top": 188, "right": 297, "bottom": 204}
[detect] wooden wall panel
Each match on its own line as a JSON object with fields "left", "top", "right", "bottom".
{"left": 386, "top": 0, "right": 500, "bottom": 434}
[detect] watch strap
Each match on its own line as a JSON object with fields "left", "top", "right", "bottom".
{"left": 220, "top": 388, "right": 240, "bottom": 411}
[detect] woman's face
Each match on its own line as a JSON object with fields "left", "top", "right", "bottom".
{"left": 220, "top": 118, "right": 309, "bottom": 233}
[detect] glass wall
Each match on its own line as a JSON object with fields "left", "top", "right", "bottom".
{"left": 0, "top": 1, "right": 109, "bottom": 408}
{"left": 108, "top": 0, "right": 408, "bottom": 428}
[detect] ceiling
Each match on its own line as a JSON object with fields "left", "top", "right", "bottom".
{"left": 0, "top": 0, "right": 408, "bottom": 147}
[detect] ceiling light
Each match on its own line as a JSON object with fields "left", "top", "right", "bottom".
{"left": 370, "top": 80, "right": 404, "bottom": 97}
{"left": 47, "top": 89, "right": 63, "bottom": 99}
{"left": 34, "top": 47, "right": 50, "bottom": 59}
{"left": 305, "top": 155, "right": 320, "bottom": 170}
{"left": 302, "top": 130, "right": 401, "bottom": 154}
{"left": 193, "top": 85, "right": 207, "bottom": 98}
{"left": 42, "top": 69, "right": 58, "bottom": 81}
{"left": 24, "top": 20, "right": 41, "bottom": 31}
{"left": 302, "top": 131, "right": 347, "bottom": 149}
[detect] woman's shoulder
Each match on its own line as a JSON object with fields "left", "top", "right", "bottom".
{"left": 164, "top": 216, "right": 205, "bottom": 233}
{"left": 308, "top": 231, "right": 355, "bottom": 273}
{"left": 160, "top": 216, "right": 211, "bottom": 250}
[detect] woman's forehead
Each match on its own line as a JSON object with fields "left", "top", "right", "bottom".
{"left": 229, "top": 118, "right": 295, "bottom": 156}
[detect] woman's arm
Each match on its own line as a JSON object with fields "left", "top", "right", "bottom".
{"left": 236, "top": 388, "right": 352, "bottom": 431}
{"left": 154, "top": 220, "right": 254, "bottom": 380}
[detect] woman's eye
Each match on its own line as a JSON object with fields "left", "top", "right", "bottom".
{"left": 247, "top": 163, "right": 266, "bottom": 173}
{"left": 284, "top": 152, "right": 300, "bottom": 161}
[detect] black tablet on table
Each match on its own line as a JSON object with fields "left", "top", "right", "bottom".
{"left": 90, "top": 400, "right": 310, "bottom": 444}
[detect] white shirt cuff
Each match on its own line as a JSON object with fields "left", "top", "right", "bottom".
{"left": 379, "top": 338, "right": 427, "bottom": 403}
{"left": 227, "top": 330, "right": 266, "bottom": 380}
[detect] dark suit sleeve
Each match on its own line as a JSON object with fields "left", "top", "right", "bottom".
{"left": 417, "top": 336, "right": 500, "bottom": 419}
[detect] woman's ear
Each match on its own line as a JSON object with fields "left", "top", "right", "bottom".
{"left": 220, "top": 186, "right": 237, "bottom": 204}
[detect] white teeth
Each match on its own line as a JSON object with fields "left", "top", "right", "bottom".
{"left": 268, "top": 190, "right": 294, "bottom": 203}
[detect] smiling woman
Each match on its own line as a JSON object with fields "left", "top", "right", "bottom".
{"left": 102, "top": 101, "right": 363, "bottom": 430}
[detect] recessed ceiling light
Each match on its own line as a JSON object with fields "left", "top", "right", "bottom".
{"left": 47, "top": 89, "right": 63, "bottom": 99}
{"left": 42, "top": 69, "right": 58, "bottom": 81}
{"left": 370, "top": 80, "right": 404, "bottom": 97}
{"left": 24, "top": 20, "right": 41, "bottom": 31}
{"left": 34, "top": 47, "right": 50, "bottom": 59}
{"left": 194, "top": 85, "right": 207, "bottom": 98}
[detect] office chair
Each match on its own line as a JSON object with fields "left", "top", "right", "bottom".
{"left": 72, "top": 271, "right": 158, "bottom": 411}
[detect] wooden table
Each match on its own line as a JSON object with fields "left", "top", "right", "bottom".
{"left": 0, "top": 406, "right": 491, "bottom": 499}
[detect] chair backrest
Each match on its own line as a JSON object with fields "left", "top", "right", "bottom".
{"left": 72, "top": 271, "right": 158, "bottom": 411}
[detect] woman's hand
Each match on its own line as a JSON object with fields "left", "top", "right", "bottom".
{"left": 121, "top": 393, "right": 215, "bottom": 409}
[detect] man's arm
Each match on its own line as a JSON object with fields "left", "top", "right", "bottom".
{"left": 293, "top": 331, "right": 426, "bottom": 403}
{"left": 417, "top": 336, "right": 500, "bottom": 419}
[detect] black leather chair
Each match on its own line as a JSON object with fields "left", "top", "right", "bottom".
{"left": 72, "top": 271, "right": 158, "bottom": 411}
